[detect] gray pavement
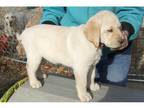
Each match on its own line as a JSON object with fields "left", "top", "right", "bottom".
{"left": 9, "top": 75, "right": 144, "bottom": 102}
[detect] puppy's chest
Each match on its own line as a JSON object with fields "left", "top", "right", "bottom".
{"left": 93, "top": 49, "right": 102, "bottom": 64}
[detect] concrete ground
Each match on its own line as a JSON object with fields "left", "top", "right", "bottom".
{"left": 9, "top": 75, "right": 144, "bottom": 102}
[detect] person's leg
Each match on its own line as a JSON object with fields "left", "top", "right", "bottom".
{"left": 106, "top": 46, "right": 131, "bottom": 86}
{"left": 96, "top": 45, "right": 132, "bottom": 86}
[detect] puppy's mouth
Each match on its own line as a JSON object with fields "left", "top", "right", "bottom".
{"left": 110, "top": 46, "right": 121, "bottom": 51}
{"left": 103, "top": 43, "right": 122, "bottom": 50}
{"left": 109, "top": 43, "right": 126, "bottom": 51}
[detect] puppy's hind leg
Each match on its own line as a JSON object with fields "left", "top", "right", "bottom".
{"left": 26, "top": 55, "right": 42, "bottom": 88}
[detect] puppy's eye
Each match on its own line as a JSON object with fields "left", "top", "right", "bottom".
{"left": 107, "top": 29, "right": 113, "bottom": 32}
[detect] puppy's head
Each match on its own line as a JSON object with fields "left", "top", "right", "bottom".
{"left": 4, "top": 13, "right": 16, "bottom": 27}
{"left": 84, "top": 11, "right": 125, "bottom": 49}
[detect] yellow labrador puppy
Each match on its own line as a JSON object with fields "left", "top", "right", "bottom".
{"left": 19, "top": 11, "right": 125, "bottom": 101}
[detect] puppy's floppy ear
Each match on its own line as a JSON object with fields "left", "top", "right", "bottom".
{"left": 83, "top": 18, "right": 100, "bottom": 48}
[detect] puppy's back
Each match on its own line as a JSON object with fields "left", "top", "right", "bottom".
{"left": 20, "top": 24, "right": 75, "bottom": 65}
{"left": 21, "top": 24, "right": 71, "bottom": 40}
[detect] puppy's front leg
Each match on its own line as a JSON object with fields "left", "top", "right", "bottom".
{"left": 90, "top": 65, "right": 100, "bottom": 91}
{"left": 74, "top": 65, "right": 92, "bottom": 102}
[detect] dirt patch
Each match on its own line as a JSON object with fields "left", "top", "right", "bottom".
{"left": 0, "top": 56, "right": 27, "bottom": 97}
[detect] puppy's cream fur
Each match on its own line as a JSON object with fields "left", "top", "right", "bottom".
{"left": 20, "top": 11, "right": 124, "bottom": 101}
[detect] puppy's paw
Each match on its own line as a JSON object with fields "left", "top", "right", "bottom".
{"left": 78, "top": 92, "right": 92, "bottom": 102}
{"left": 30, "top": 80, "right": 42, "bottom": 88}
{"left": 90, "top": 83, "right": 100, "bottom": 91}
